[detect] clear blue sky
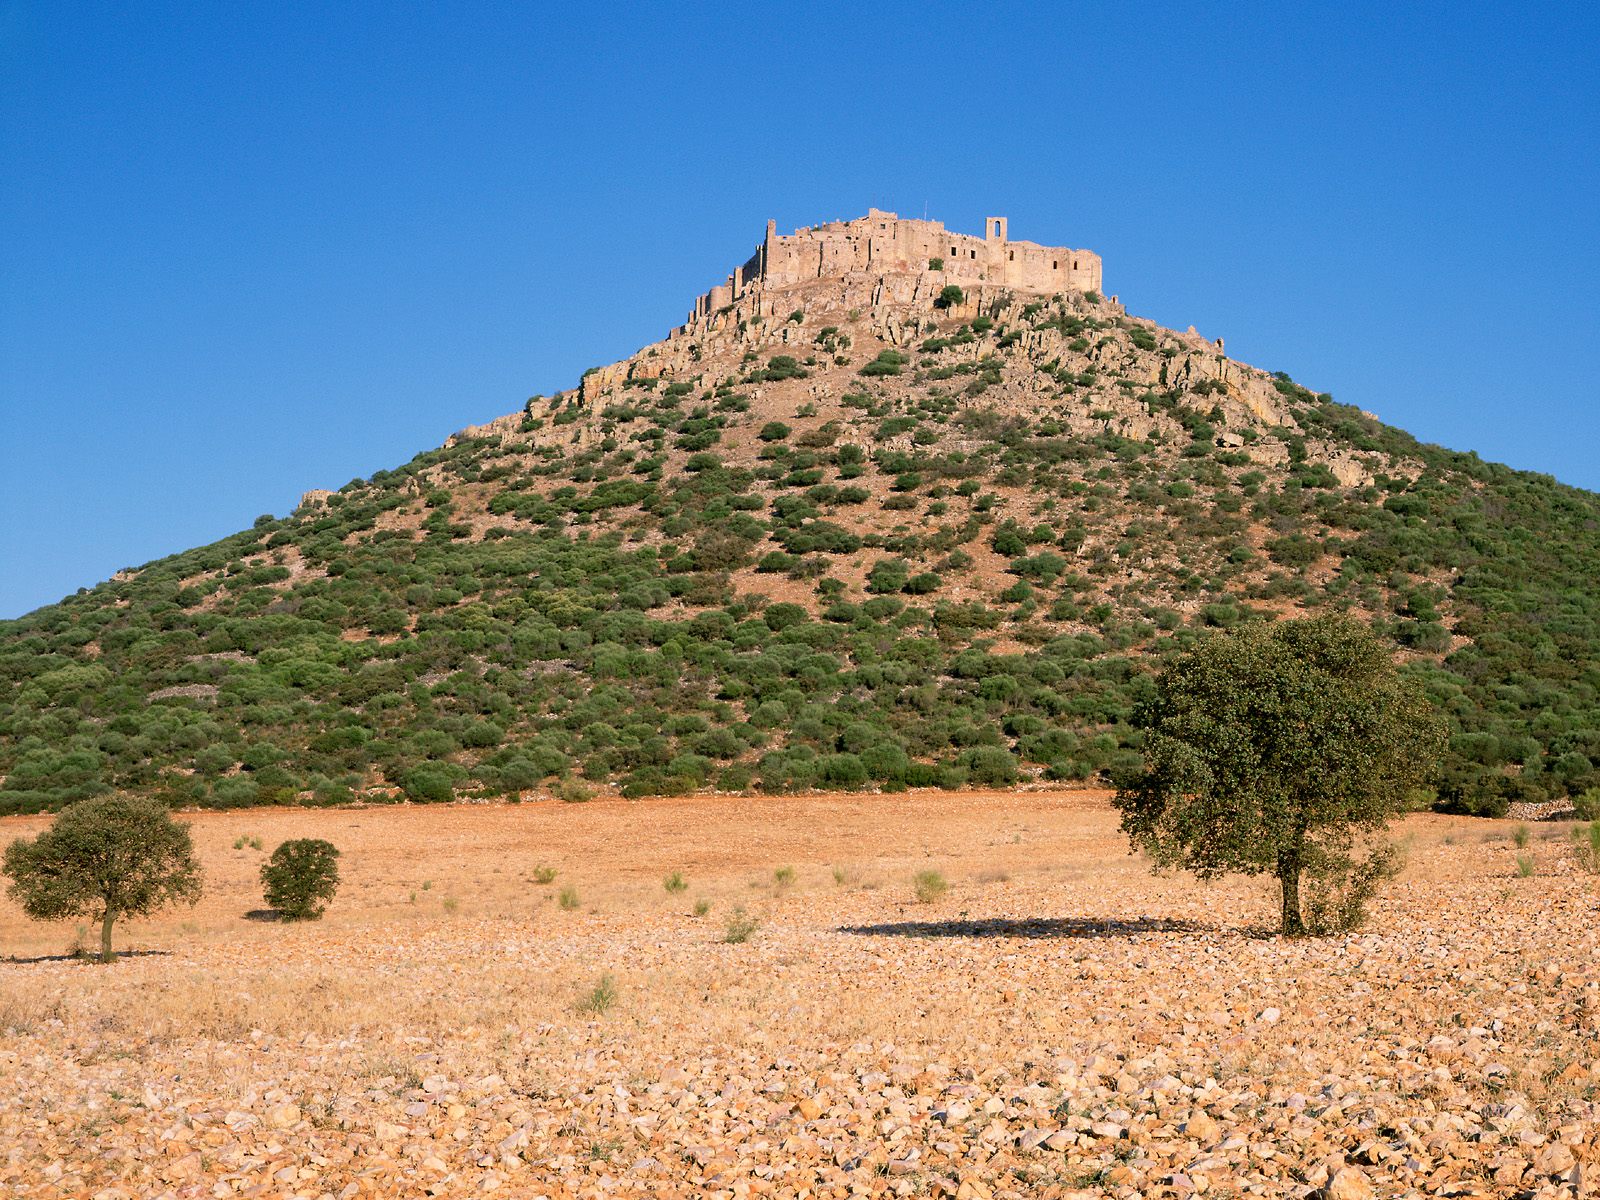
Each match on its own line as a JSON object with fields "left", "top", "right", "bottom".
{"left": 3, "top": 2, "right": 1597, "bottom": 619}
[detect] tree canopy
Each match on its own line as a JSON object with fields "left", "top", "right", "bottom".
{"left": 2, "top": 794, "right": 203, "bottom": 960}
{"left": 1113, "top": 615, "right": 1444, "bottom": 935}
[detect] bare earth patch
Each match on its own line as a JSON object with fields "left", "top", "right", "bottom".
{"left": 1, "top": 790, "right": 1596, "bottom": 1198}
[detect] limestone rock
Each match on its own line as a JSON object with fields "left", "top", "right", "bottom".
{"left": 1321, "top": 1166, "right": 1374, "bottom": 1200}
{"left": 1533, "top": 1142, "right": 1576, "bottom": 1175}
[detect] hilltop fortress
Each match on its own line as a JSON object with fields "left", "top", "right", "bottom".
{"left": 683, "top": 210, "right": 1102, "bottom": 330}
{"left": 489, "top": 206, "right": 1288, "bottom": 445}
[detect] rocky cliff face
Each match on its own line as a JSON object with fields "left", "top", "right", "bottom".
{"left": 527, "top": 267, "right": 1384, "bottom": 512}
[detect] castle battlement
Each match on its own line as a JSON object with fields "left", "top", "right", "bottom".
{"left": 684, "top": 210, "right": 1102, "bottom": 327}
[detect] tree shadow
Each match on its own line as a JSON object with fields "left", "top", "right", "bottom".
{"left": 243, "top": 909, "right": 282, "bottom": 922}
{"left": 3, "top": 948, "right": 174, "bottom": 965}
{"left": 837, "top": 915, "right": 1216, "bottom": 940}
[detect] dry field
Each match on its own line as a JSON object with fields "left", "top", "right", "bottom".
{"left": 1, "top": 790, "right": 1596, "bottom": 1199}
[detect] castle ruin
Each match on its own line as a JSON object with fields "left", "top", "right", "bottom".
{"left": 683, "top": 210, "right": 1102, "bottom": 329}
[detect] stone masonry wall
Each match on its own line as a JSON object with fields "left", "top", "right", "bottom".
{"left": 683, "top": 210, "right": 1101, "bottom": 330}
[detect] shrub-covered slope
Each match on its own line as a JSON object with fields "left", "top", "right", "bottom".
{"left": 4, "top": 277, "right": 1598, "bottom": 816}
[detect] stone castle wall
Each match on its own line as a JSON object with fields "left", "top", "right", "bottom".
{"left": 684, "top": 210, "right": 1101, "bottom": 329}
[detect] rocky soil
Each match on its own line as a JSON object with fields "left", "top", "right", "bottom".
{"left": 1, "top": 791, "right": 1596, "bottom": 1198}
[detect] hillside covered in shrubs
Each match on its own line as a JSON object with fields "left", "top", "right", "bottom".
{"left": 5, "top": 274, "right": 1599, "bottom": 818}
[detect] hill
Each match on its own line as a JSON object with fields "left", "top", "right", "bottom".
{"left": 5, "top": 211, "right": 1599, "bottom": 817}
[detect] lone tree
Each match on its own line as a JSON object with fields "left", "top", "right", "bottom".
{"left": 260, "top": 838, "right": 341, "bottom": 920}
{"left": 934, "top": 284, "right": 964, "bottom": 309}
{"left": 1113, "top": 615, "right": 1443, "bottom": 936}
{"left": 3, "top": 795, "right": 203, "bottom": 961}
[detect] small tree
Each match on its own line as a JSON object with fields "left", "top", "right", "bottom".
{"left": 261, "top": 838, "right": 341, "bottom": 920}
{"left": 1113, "top": 616, "right": 1443, "bottom": 936}
{"left": 935, "top": 284, "right": 964, "bottom": 309}
{"left": 2, "top": 795, "right": 203, "bottom": 961}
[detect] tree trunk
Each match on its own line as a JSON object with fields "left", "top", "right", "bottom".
{"left": 1277, "top": 851, "right": 1305, "bottom": 937}
{"left": 99, "top": 910, "right": 115, "bottom": 963}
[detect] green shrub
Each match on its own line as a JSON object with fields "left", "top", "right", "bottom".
{"left": 555, "top": 777, "right": 592, "bottom": 803}
{"left": 718, "top": 764, "right": 755, "bottom": 792}
{"left": 867, "top": 559, "right": 910, "bottom": 594}
{"left": 260, "top": 838, "right": 341, "bottom": 920}
{"left": 961, "top": 746, "right": 1018, "bottom": 786}
{"left": 1266, "top": 535, "right": 1321, "bottom": 568}
{"left": 400, "top": 765, "right": 456, "bottom": 804}
{"left": 574, "top": 974, "right": 617, "bottom": 1015}
{"left": 764, "top": 602, "right": 808, "bottom": 630}
{"left": 861, "top": 742, "right": 910, "bottom": 783}
{"left": 1302, "top": 840, "right": 1401, "bottom": 934}
{"left": 759, "top": 356, "right": 807, "bottom": 382}
{"left": 211, "top": 777, "right": 260, "bottom": 808}
{"left": 723, "top": 907, "right": 759, "bottom": 943}
{"left": 859, "top": 350, "right": 909, "bottom": 377}
{"left": 912, "top": 869, "right": 948, "bottom": 903}
{"left": 818, "top": 753, "right": 868, "bottom": 789}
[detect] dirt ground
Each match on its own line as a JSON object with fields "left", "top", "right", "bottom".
{"left": 0, "top": 790, "right": 1596, "bottom": 1198}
